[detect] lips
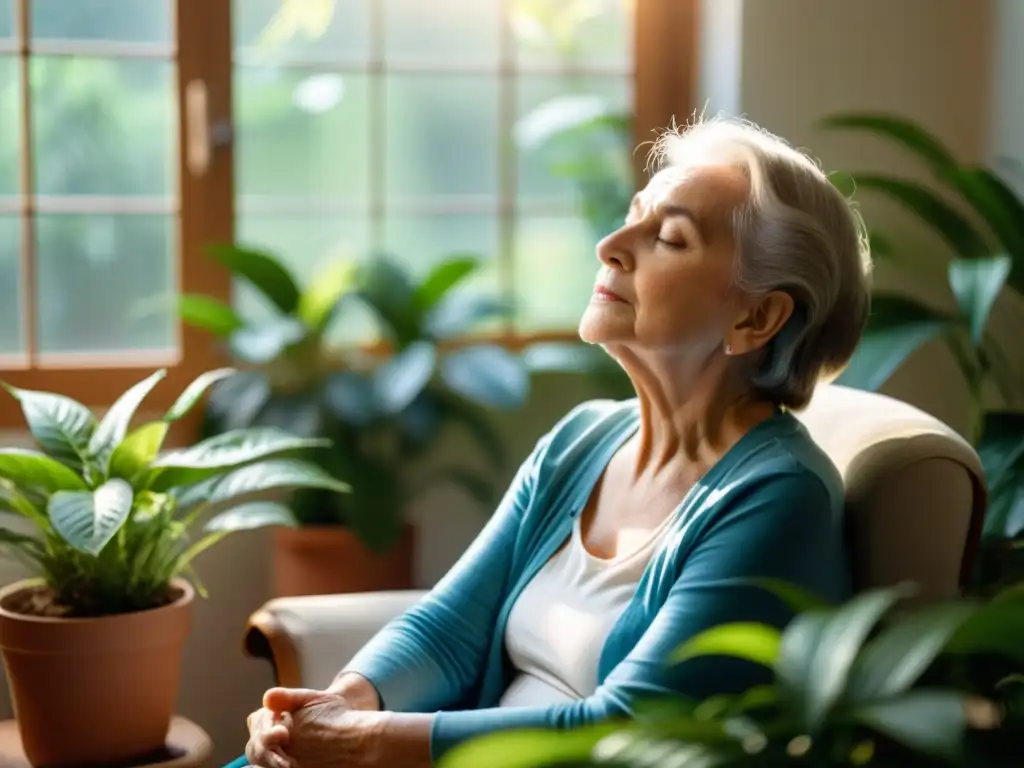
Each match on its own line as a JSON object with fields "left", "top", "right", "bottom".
{"left": 593, "top": 285, "right": 627, "bottom": 303}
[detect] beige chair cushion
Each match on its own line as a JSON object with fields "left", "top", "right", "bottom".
{"left": 797, "top": 384, "right": 986, "bottom": 601}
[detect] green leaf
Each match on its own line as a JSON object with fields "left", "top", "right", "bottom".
{"left": 845, "top": 602, "right": 978, "bottom": 704}
{"left": 748, "top": 578, "right": 833, "bottom": 614}
{"left": 108, "top": 422, "right": 170, "bottom": 481}
{"left": 0, "top": 448, "right": 88, "bottom": 493}
{"left": 439, "top": 723, "right": 619, "bottom": 768}
{"left": 855, "top": 690, "right": 966, "bottom": 759}
{"left": 356, "top": 257, "right": 421, "bottom": 347}
{"left": 373, "top": 341, "right": 437, "bottom": 415}
{"left": 2, "top": 385, "right": 96, "bottom": 468}
{"left": 440, "top": 344, "right": 529, "bottom": 409}
{"left": 837, "top": 295, "right": 952, "bottom": 391}
{"left": 174, "top": 458, "right": 350, "bottom": 510}
{"left": 776, "top": 585, "right": 910, "bottom": 730}
{"left": 425, "top": 294, "right": 509, "bottom": 339}
{"left": 207, "top": 243, "right": 301, "bottom": 314}
{"left": 947, "top": 256, "right": 1012, "bottom": 343}
{"left": 203, "top": 501, "right": 298, "bottom": 533}
{"left": 868, "top": 231, "right": 895, "bottom": 262}
{"left": 88, "top": 369, "right": 166, "bottom": 464}
{"left": 165, "top": 368, "right": 237, "bottom": 422}
{"left": 671, "top": 622, "right": 781, "bottom": 667}
{"left": 297, "top": 259, "right": 358, "bottom": 330}
{"left": 0, "top": 527, "right": 44, "bottom": 555}
{"left": 848, "top": 175, "right": 989, "bottom": 259}
{"left": 819, "top": 113, "right": 958, "bottom": 173}
{"left": 48, "top": 478, "right": 133, "bottom": 555}
{"left": 415, "top": 254, "right": 480, "bottom": 310}
{"left": 229, "top": 317, "right": 307, "bottom": 364}
{"left": 970, "top": 169, "right": 1024, "bottom": 293}
{"left": 179, "top": 294, "right": 244, "bottom": 336}
{"left": 977, "top": 411, "right": 1024, "bottom": 487}
{"left": 945, "top": 601, "right": 1024, "bottom": 665}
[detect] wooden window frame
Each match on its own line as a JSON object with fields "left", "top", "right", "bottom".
{"left": 0, "top": 0, "right": 694, "bottom": 428}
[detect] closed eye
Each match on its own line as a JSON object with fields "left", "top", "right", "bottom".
{"left": 657, "top": 237, "right": 687, "bottom": 249}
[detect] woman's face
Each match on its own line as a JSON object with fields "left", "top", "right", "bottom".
{"left": 578, "top": 163, "right": 751, "bottom": 354}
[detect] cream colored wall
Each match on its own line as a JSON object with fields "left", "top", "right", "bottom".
{"left": 0, "top": 1, "right": 1014, "bottom": 763}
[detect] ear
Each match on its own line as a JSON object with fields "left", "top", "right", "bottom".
{"left": 726, "top": 290, "right": 795, "bottom": 355}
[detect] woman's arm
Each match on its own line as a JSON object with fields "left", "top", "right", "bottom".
{"left": 391, "top": 470, "right": 844, "bottom": 762}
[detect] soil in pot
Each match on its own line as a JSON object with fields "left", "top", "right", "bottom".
{"left": 274, "top": 524, "right": 415, "bottom": 597}
{"left": 0, "top": 578, "right": 194, "bottom": 768}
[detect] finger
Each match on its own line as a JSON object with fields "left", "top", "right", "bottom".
{"left": 263, "top": 686, "right": 323, "bottom": 714}
{"left": 263, "top": 723, "right": 290, "bottom": 748}
{"left": 247, "top": 742, "right": 294, "bottom": 768}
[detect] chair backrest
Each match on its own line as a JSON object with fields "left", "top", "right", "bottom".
{"left": 795, "top": 384, "right": 986, "bottom": 602}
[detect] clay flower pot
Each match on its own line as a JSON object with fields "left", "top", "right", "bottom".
{"left": 273, "top": 524, "right": 415, "bottom": 597}
{"left": 0, "top": 578, "right": 194, "bottom": 767}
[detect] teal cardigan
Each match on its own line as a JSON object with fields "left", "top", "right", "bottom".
{"left": 346, "top": 399, "right": 850, "bottom": 761}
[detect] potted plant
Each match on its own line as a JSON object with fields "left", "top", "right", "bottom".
{"left": 0, "top": 368, "right": 350, "bottom": 767}
{"left": 181, "top": 247, "right": 547, "bottom": 596}
{"left": 819, "top": 113, "right": 1024, "bottom": 592}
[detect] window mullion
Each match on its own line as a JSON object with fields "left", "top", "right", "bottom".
{"left": 15, "top": 0, "right": 36, "bottom": 366}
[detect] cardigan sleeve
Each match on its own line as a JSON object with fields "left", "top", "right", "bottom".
{"left": 429, "top": 469, "right": 845, "bottom": 760}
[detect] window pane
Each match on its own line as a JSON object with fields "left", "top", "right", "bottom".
{"left": 384, "top": 213, "right": 499, "bottom": 281}
{"left": 0, "top": 1, "right": 12, "bottom": 40}
{"left": 31, "top": 0, "right": 171, "bottom": 44}
{"left": 386, "top": 75, "right": 499, "bottom": 201}
{"left": 0, "top": 56, "right": 18, "bottom": 196}
{"left": 512, "top": 0, "right": 632, "bottom": 70}
{"left": 235, "top": 214, "right": 374, "bottom": 343}
{"left": 513, "top": 215, "right": 597, "bottom": 331}
{"left": 0, "top": 216, "right": 21, "bottom": 354}
{"left": 516, "top": 75, "right": 632, "bottom": 203}
{"left": 35, "top": 214, "right": 174, "bottom": 355}
{"left": 233, "top": 0, "right": 370, "bottom": 63}
{"left": 384, "top": 0, "right": 500, "bottom": 67}
{"left": 31, "top": 58, "right": 174, "bottom": 196}
{"left": 235, "top": 68, "right": 369, "bottom": 200}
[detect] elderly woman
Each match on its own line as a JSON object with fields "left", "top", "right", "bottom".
{"left": 232, "top": 117, "right": 871, "bottom": 768}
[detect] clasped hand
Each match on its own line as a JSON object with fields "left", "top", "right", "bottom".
{"left": 246, "top": 687, "right": 373, "bottom": 768}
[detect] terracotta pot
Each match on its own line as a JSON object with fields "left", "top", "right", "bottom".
{"left": 0, "top": 578, "right": 193, "bottom": 768}
{"left": 273, "top": 524, "right": 415, "bottom": 597}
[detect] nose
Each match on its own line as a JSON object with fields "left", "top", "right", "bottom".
{"left": 596, "top": 225, "right": 634, "bottom": 272}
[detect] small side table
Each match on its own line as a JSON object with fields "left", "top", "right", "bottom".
{"left": 0, "top": 716, "right": 212, "bottom": 768}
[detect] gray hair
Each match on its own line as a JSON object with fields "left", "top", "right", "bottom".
{"left": 651, "top": 116, "right": 873, "bottom": 410}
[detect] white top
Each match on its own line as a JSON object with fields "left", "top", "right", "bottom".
{"left": 499, "top": 512, "right": 674, "bottom": 708}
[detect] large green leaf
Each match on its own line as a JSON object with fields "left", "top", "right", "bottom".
{"left": 179, "top": 294, "right": 244, "bottom": 336}
{"left": 439, "top": 723, "right": 619, "bottom": 768}
{"left": 415, "top": 254, "right": 480, "bottom": 311}
{"left": 165, "top": 368, "right": 237, "bottom": 422}
{"left": 836, "top": 295, "right": 952, "bottom": 391}
{"left": 819, "top": 113, "right": 958, "bottom": 174}
{"left": 373, "top": 341, "right": 437, "bottom": 415}
{"left": 297, "top": 258, "right": 358, "bottom": 330}
{"left": 203, "top": 501, "right": 298, "bottom": 533}
{"left": 971, "top": 169, "right": 1024, "bottom": 293}
{"left": 88, "top": 369, "right": 166, "bottom": 463}
{"left": 174, "top": 458, "right": 350, "bottom": 510}
{"left": 356, "top": 257, "right": 422, "bottom": 347}
{"left": 229, "top": 316, "right": 307, "bottom": 364}
{"left": 776, "top": 586, "right": 908, "bottom": 730}
{"left": 207, "top": 243, "right": 301, "bottom": 314}
{"left": 671, "top": 622, "right": 782, "bottom": 667}
{"left": 847, "top": 175, "right": 989, "bottom": 259}
{"left": 108, "top": 422, "right": 170, "bottom": 482}
{"left": 2, "top": 385, "right": 96, "bottom": 468}
{"left": 947, "top": 256, "right": 1012, "bottom": 343}
{"left": 945, "top": 601, "right": 1024, "bottom": 664}
{"left": 986, "top": 472, "right": 1024, "bottom": 539}
{"left": 424, "top": 294, "right": 509, "bottom": 339}
{"left": 48, "top": 478, "right": 133, "bottom": 555}
{"left": 844, "top": 602, "right": 978, "bottom": 704}
{"left": 855, "top": 690, "right": 966, "bottom": 759}
{"left": 440, "top": 344, "right": 529, "bottom": 409}
{"left": 748, "top": 578, "right": 833, "bottom": 614}
{"left": 0, "top": 448, "right": 87, "bottom": 493}
{"left": 977, "top": 411, "right": 1024, "bottom": 486}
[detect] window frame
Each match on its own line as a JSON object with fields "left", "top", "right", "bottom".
{"left": 0, "top": 0, "right": 695, "bottom": 427}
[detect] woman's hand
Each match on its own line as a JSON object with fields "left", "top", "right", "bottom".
{"left": 245, "top": 702, "right": 295, "bottom": 768}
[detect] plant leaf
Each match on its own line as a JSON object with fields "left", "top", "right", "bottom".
{"left": 836, "top": 295, "right": 952, "bottom": 391}
{"left": 424, "top": 293, "right": 509, "bottom": 339}
{"left": 48, "top": 478, "right": 133, "bottom": 555}
{"left": 203, "top": 500, "right": 298, "bottom": 533}
{"left": 977, "top": 411, "right": 1024, "bottom": 487}
{"left": 947, "top": 256, "right": 1012, "bottom": 343}
{"left": 207, "top": 243, "right": 301, "bottom": 314}
{"left": 229, "top": 316, "right": 308, "bottom": 364}
{"left": 108, "top": 422, "right": 170, "bottom": 482}
{"left": 440, "top": 344, "right": 529, "bottom": 409}
{"left": 747, "top": 578, "right": 834, "bottom": 614}
{"left": 440, "top": 723, "right": 619, "bottom": 768}
{"left": 373, "top": 341, "right": 437, "bottom": 415}
{"left": 0, "top": 448, "right": 87, "bottom": 493}
{"left": 206, "top": 371, "right": 271, "bottom": 431}
{"left": 325, "top": 371, "right": 378, "bottom": 426}
{"left": 970, "top": 169, "right": 1024, "bottom": 293}
{"left": 174, "top": 458, "right": 350, "bottom": 510}
{"left": 297, "top": 258, "right": 358, "bottom": 330}
{"left": 165, "top": 368, "right": 237, "bottom": 422}
{"left": 855, "top": 690, "right": 966, "bottom": 759}
{"left": 88, "top": 369, "right": 166, "bottom": 463}
{"left": 179, "top": 294, "right": 244, "bottom": 336}
{"left": 845, "top": 602, "right": 978, "bottom": 704}
{"left": 945, "top": 601, "right": 1024, "bottom": 665}
{"left": 671, "top": 622, "right": 782, "bottom": 667}
{"left": 819, "top": 113, "right": 958, "bottom": 173}
{"left": 2, "top": 385, "right": 96, "bottom": 468}
{"left": 415, "top": 254, "right": 480, "bottom": 310}
{"left": 356, "top": 257, "right": 421, "bottom": 347}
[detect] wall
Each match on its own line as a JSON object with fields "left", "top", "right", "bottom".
{"left": 0, "top": 1, "right": 1011, "bottom": 763}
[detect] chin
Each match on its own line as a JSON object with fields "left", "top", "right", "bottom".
{"left": 578, "top": 307, "right": 632, "bottom": 344}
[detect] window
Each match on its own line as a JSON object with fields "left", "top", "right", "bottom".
{"left": 0, "top": 0, "right": 693, "bottom": 424}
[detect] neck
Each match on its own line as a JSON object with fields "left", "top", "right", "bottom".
{"left": 611, "top": 346, "right": 778, "bottom": 476}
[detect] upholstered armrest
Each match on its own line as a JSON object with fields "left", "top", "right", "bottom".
{"left": 244, "top": 590, "right": 427, "bottom": 688}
